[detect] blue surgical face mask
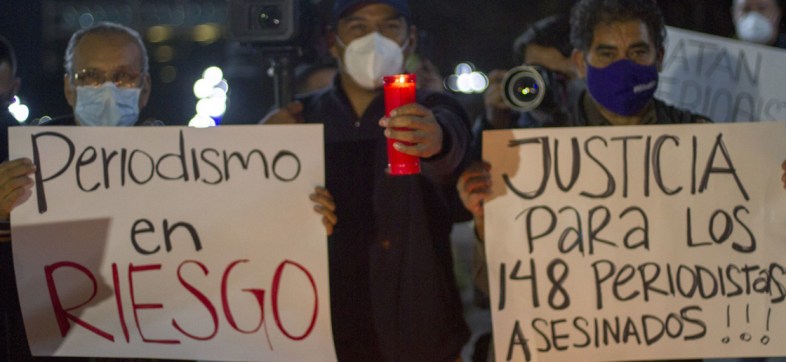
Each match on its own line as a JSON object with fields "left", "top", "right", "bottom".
{"left": 74, "top": 82, "right": 141, "bottom": 127}
{"left": 586, "top": 59, "right": 658, "bottom": 116}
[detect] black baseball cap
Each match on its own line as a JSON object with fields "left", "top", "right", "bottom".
{"left": 513, "top": 14, "right": 573, "bottom": 62}
{"left": 333, "top": 0, "right": 411, "bottom": 23}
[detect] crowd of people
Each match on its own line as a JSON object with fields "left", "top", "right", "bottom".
{"left": 1, "top": 0, "right": 786, "bottom": 361}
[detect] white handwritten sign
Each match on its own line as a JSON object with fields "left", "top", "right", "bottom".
{"left": 9, "top": 125, "right": 337, "bottom": 361}
{"left": 483, "top": 122, "right": 786, "bottom": 361}
{"left": 657, "top": 26, "right": 786, "bottom": 122}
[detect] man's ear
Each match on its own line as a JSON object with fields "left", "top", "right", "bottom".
{"left": 138, "top": 73, "right": 152, "bottom": 109}
{"left": 572, "top": 48, "right": 588, "bottom": 79}
{"left": 64, "top": 74, "right": 76, "bottom": 108}
{"left": 655, "top": 45, "right": 665, "bottom": 72}
{"left": 327, "top": 28, "right": 340, "bottom": 60}
{"left": 404, "top": 25, "right": 418, "bottom": 57}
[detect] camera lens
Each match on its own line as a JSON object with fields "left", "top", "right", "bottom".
{"left": 257, "top": 6, "right": 283, "bottom": 29}
{"left": 502, "top": 65, "right": 547, "bottom": 112}
{"left": 511, "top": 77, "right": 540, "bottom": 102}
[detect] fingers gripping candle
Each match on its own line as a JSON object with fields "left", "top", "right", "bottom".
{"left": 383, "top": 74, "right": 420, "bottom": 175}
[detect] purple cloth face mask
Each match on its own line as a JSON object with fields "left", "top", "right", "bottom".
{"left": 586, "top": 59, "right": 658, "bottom": 116}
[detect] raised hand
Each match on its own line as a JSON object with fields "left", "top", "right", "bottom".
{"left": 0, "top": 158, "right": 36, "bottom": 220}
{"left": 379, "top": 103, "right": 443, "bottom": 159}
{"left": 310, "top": 186, "right": 337, "bottom": 236}
{"left": 457, "top": 161, "right": 492, "bottom": 239}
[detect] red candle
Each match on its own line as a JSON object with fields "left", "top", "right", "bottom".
{"left": 383, "top": 74, "right": 420, "bottom": 175}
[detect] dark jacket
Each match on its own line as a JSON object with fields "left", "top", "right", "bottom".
{"left": 0, "top": 109, "right": 35, "bottom": 361}
{"left": 295, "top": 78, "right": 472, "bottom": 362}
{"left": 0, "top": 109, "right": 19, "bottom": 162}
{"left": 572, "top": 92, "right": 710, "bottom": 126}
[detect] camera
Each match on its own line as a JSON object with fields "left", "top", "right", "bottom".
{"left": 502, "top": 65, "right": 556, "bottom": 112}
{"left": 227, "top": 0, "right": 316, "bottom": 107}
{"left": 227, "top": 0, "right": 309, "bottom": 45}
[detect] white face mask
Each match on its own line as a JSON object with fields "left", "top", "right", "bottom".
{"left": 337, "top": 32, "right": 406, "bottom": 90}
{"left": 736, "top": 11, "right": 775, "bottom": 44}
{"left": 75, "top": 82, "right": 141, "bottom": 127}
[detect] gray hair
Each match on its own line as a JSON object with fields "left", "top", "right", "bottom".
{"left": 64, "top": 22, "right": 149, "bottom": 75}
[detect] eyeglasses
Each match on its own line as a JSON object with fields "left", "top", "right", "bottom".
{"left": 71, "top": 68, "right": 144, "bottom": 88}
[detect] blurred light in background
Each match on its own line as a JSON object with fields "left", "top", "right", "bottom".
{"left": 190, "top": 66, "right": 228, "bottom": 127}
{"left": 188, "top": 114, "right": 216, "bottom": 128}
{"left": 154, "top": 45, "right": 175, "bottom": 63}
{"left": 147, "top": 25, "right": 173, "bottom": 43}
{"left": 202, "top": 66, "right": 223, "bottom": 85}
{"left": 160, "top": 65, "right": 177, "bottom": 83}
{"left": 78, "top": 12, "right": 95, "bottom": 28}
{"left": 445, "top": 62, "right": 488, "bottom": 94}
{"left": 8, "top": 96, "right": 29, "bottom": 123}
{"left": 193, "top": 23, "right": 221, "bottom": 44}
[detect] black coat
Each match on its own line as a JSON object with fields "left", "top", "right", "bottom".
{"left": 0, "top": 109, "right": 19, "bottom": 162}
{"left": 296, "top": 78, "right": 472, "bottom": 362}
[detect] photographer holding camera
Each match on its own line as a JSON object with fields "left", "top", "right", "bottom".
{"left": 461, "top": 0, "right": 714, "bottom": 307}
{"left": 459, "top": 14, "right": 581, "bottom": 308}
{"left": 460, "top": 0, "right": 718, "bottom": 241}
{"left": 478, "top": 14, "right": 579, "bottom": 137}
{"left": 457, "top": 14, "right": 582, "bottom": 362}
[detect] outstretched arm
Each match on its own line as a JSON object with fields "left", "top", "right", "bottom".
{"left": 380, "top": 103, "right": 444, "bottom": 159}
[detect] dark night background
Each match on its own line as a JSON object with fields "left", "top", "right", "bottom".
{"left": 0, "top": 0, "right": 736, "bottom": 126}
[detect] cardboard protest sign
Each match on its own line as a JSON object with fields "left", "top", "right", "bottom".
{"left": 9, "top": 125, "right": 337, "bottom": 361}
{"left": 483, "top": 122, "right": 786, "bottom": 361}
{"left": 657, "top": 26, "right": 786, "bottom": 122}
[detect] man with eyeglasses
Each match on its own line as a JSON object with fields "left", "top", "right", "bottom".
{"left": 0, "top": 22, "right": 152, "bottom": 361}
{"left": 46, "top": 22, "right": 152, "bottom": 127}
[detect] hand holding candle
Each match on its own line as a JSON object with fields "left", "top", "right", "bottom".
{"left": 383, "top": 74, "right": 421, "bottom": 175}
{"left": 381, "top": 105, "right": 443, "bottom": 159}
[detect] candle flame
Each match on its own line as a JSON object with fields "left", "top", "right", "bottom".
{"left": 397, "top": 75, "right": 406, "bottom": 84}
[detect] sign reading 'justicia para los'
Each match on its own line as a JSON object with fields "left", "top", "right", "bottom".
{"left": 484, "top": 122, "right": 786, "bottom": 362}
